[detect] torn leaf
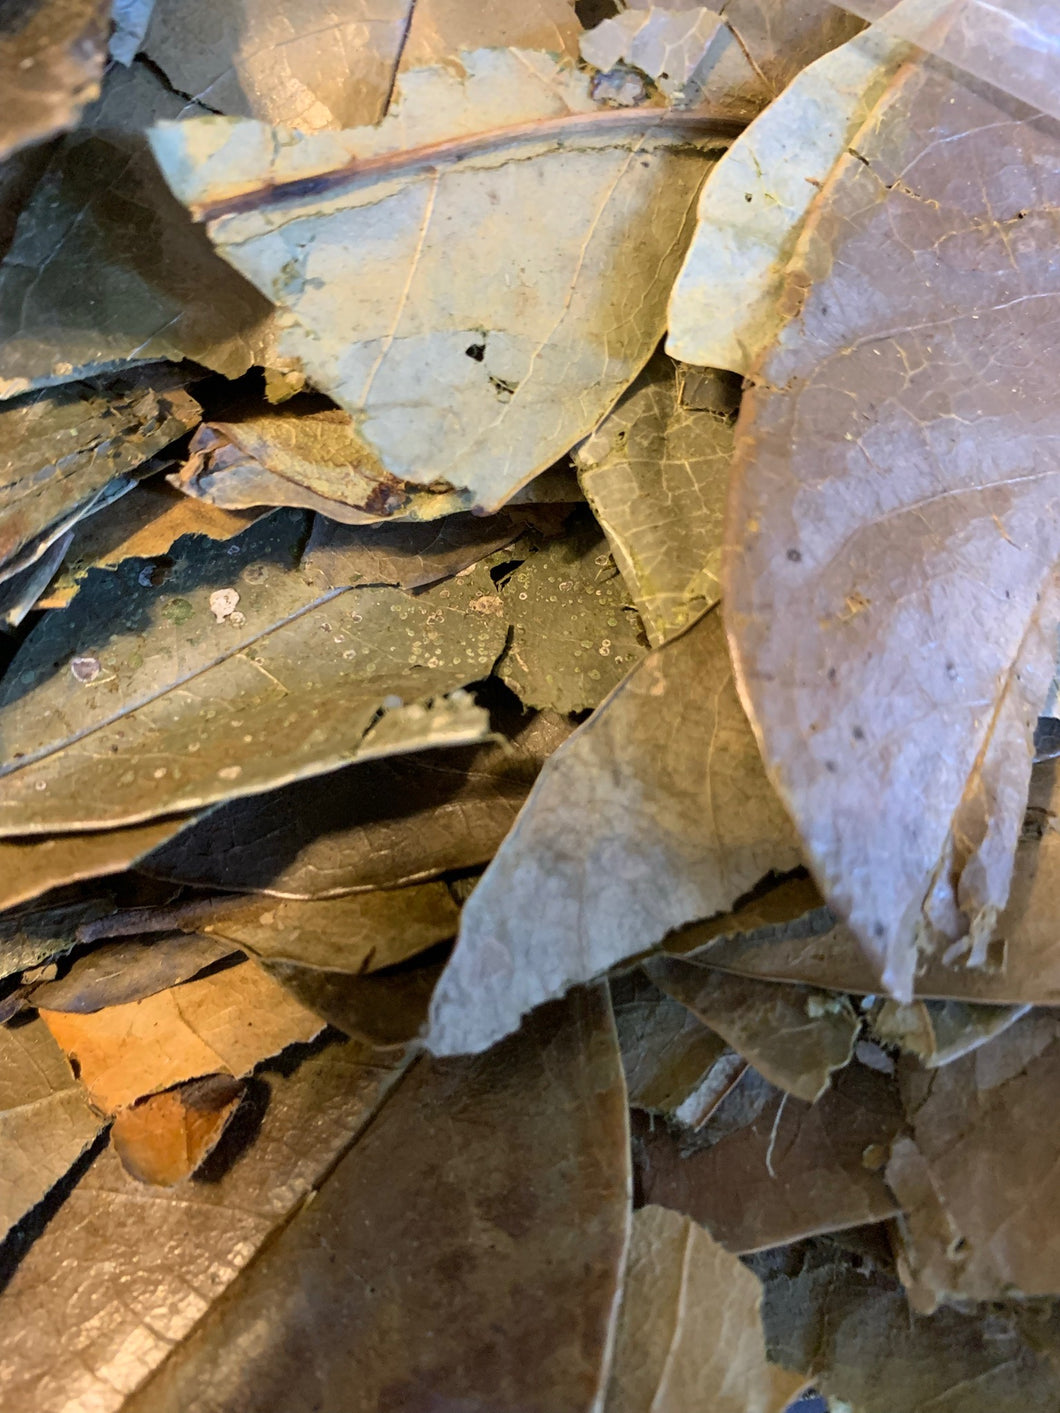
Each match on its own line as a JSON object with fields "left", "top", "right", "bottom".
{"left": 635, "top": 1059, "right": 902, "bottom": 1253}
{"left": 497, "top": 516, "right": 646, "bottom": 712}
{"left": 574, "top": 352, "right": 734, "bottom": 644}
{"left": 150, "top": 48, "right": 735, "bottom": 510}
{"left": 29, "top": 934, "right": 240, "bottom": 1012}
{"left": 122, "top": 987, "right": 631, "bottom": 1413}
{"left": 581, "top": 6, "right": 728, "bottom": 105}
{"left": 604, "top": 1204, "right": 803, "bottom": 1413}
{"left": 871, "top": 997, "right": 1029, "bottom": 1069}
{"left": 644, "top": 957, "right": 859, "bottom": 1101}
{"left": 0, "top": 0, "right": 110, "bottom": 160}
{"left": 39, "top": 957, "right": 323, "bottom": 1111}
{"left": 428, "top": 607, "right": 800, "bottom": 1056}
{"left": 111, "top": 1075, "right": 245, "bottom": 1186}
{"left": 716, "top": 52, "right": 1060, "bottom": 997}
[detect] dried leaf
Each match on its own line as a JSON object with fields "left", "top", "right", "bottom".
{"left": 0, "top": 531, "right": 72, "bottom": 628}
{"left": 400, "top": 0, "right": 581, "bottom": 70}
{"left": 497, "top": 517, "right": 647, "bottom": 712}
{"left": 581, "top": 7, "right": 728, "bottom": 104}
{"left": 29, "top": 934, "right": 240, "bottom": 1012}
{"left": 149, "top": 49, "right": 736, "bottom": 511}
{"left": 709, "top": 52, "right": 1060, "bottom": 997}
{"left": 705, "top": 0, "right": 866, "bottom": 111}
{"left": 303, "top": 508, "right": 522, "bottom": 590}
{"left": 0, "top": 61, "right": 273, "bottom": 397}
{"left": 644, "top": 957, "right": 859, "bottom": 1101}
{"left": 574, "top": 352, "right": 733, "bottom": 645}
{"left": 122, "top": 987, "right": 631, "bottom": 1413}
{"left": 611, "top": 969, "right": 731, "bottom": 1121}
{"left": 0, "top": 0, "right": 110, "bottom": 160}
{"left": 0, "top": 895, "right": 116, "bottom": 979}
{"left": 428, "top": 608, "right": 801, "bottom": 1055}
{"left": 871, "top": 996, "right": 1028, "bottom": 1068}
{"left": 109, "top": 0, "right": 157, "bottom": 64}
{"left": 140, "top": 705, "right": 572, "bottom": 897}
{"left": 604, "top": 1204, "right": 803, "bottom": 1413}
{"left": 635, "top": 1059, "right": 902, "bottom": 1253}
{"left": 266, "top": 955, "right": 445, "bottom": 1047}
{"left": 0, "top": 1016, "right": 102, "bottom": 1240}
{"left": 111, "top": 1074, "right": 245, "bottom": 1185}
{"left": 143, "top": 0, "right": 415, "bottom": 130}
{"left": 0, "top": 1035, "right": 408, "bottom": 1411}
{"left": 199, "top": 881, "right": 459, "bottom": 971}
{"left": 885, "top": 1011, "right": 1060, "bottom": 1305}
{"left": 0, "top": 818, "right": 191, "bottom": 914}
{"left": 39, "top": 958, "right": 324, "bottom": 1111}
{"left": 0, "top": 368, "right": 200, "bottom": 579}
{"left": 38, "top": 481, "right": 260, "bottom": 611}
{"left": 0, "top": 509, "right": 502, "bottom": 833}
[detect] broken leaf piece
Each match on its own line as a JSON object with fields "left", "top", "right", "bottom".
{"left": 0, "top": 61, "right": 274, "bottom": 397}
{"left": 871, "top": 997, "right": 1028, "bottom": 1069}
{"left": 635, "top": 1059, "right": 902, "bottom": 1253}
{"left": 123, "top": 986, "right": 631, "bottom": 1413}
{"left": 140, "top": 704, "right": 572, "bottom": 897}
{"left": 198, "top": 882, "right": 459, "bottom": 972}
{"left": 29, "top": 934, "right": 239, "bottom": 1012}
{"left": 717, "top": 51, "right": 1060, "bottom": 998}
{"left": 0, "top": 0, "right": 110, "bottom": 160}
{"left": 604, "top": 1204, "right": 803, "bottom": 1413}
{"left": 581, "top": 6, "right": 727, "bottom": 104}
{"left": 0, "top": 368, "right": 200, "bottom": 579}
{"left": 39, "top": 957, "right": 323, "bottom": 1111}
{"left": 0, "top": 1016, "right": 103, "bottom": 1241}
{"left": 574, "top": 352, "right": 733, "bottom": 645}
{"left": 428, "top": 608, "right": 800, "bottom": 1055}
{"left": 644, "top": 957, "right": 859, "bottom": 1101}
{"left": 0, "top": 507, "right": 502, "bottom": 831}
{"left": 111, "top": 1075, "right": 245, "bottom": 1186}
{"left": 497, "top": 516, "right": 646, "bottom": 712}
{"left": 150, "top": 48, "right": 735, "bottom": 510}
{"left": 109, "top": 0, "right": 157, "bottom": 64}
{"left": 0, "top": 531, "right": 72, "bottom": 628}
{"left": 0, "top": 1034, "right": 408, "bottom": 1411}
{"left": 399, "top": 0, "right": 581, "bottom": 70}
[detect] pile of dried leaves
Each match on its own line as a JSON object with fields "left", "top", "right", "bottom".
{"left": 0, "top": 0, "right": 1058, "bottom": 1408}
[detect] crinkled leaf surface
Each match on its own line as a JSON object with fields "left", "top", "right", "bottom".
{"left": 429, "top": 608, "right": 801, "bottom": 1055}
{"left": 0, "top": 510, "right": 501, "bottom": 832}
{"left": 0, "top": 1035, "right": 408, "bottom": 1412}
{"left": 574, "top": 353, "right": 734, "bottom": 645}
{"left": 149, "top": 48, "right": 733, "bottom": 510}
{"left": 604, "top": 1204, "right": 802, "bottom": 1413}
{"left": 40, "top": 957, "right": 324, "bottom": 1111}
{"left": 0, "top": 61, "right": 274, "bottom": 397}
{"left": 635, "top": 1059, "right": 902, "bottom": 1253}
{"left": 644, "top": 957, "right": 858, "bottom": 1101}
{"left": 717, "top": 54, "right": 1060, "bottom": 998}
{"left": 0, "top": 0, "right": 110, "bottom": 159}
{"left": 141, "top": 704, "right": 572, "bottom": 897}
{"left": 124, "top": 987, "right": 631, "bottom": 1413}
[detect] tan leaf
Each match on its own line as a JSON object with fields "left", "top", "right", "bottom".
{"left": 111, "top": 1075, "right": 245, "bottom": 1186}
{"left": 0, "top": 0, "right": 110, "bottom": 160}
{"left": 149, "top": 49, "right": 737, "bottom": 510}
{"left": 121, "top": 987, "right": 631, "bottom": 1413}
{"left": 635, "top": 1059, "right": 902, "bottom": 1253}
{"left": 712, "top": 51, "right": 1060, "bottom": 996}
{"left": 0, "top": 1017, "right": 102, "bottom": 1241}
{"left": 400, "top": 0, "right": 581, "bottom": 71}
{"left": 871, "top": 996, "right": 1028, "bottom": 1069}
{"left": 39, "top": 958, "right": 324, "bottom": 1111}
{"left": 0, "top": 1036, "right": 408, "bottom": 1412}
{"left": 581, "top": 7, "right": 729, "bottom": 104}
{"left": 0, "top": 819, "right": 191, "bottom": 915}
{"left": 574, "top": 352, "right": 734, "bottom": 645}
{"left": 264, "top": 954, "right": 445, "bottom": 1047}
{"left": 644, "top": 957, "right": 859, "bottom": 1101}
{"left": 604, "top": 1204, "right": 804, "bottom": 1413}
{"left": 428, "top": 608, "right": 801, "bottom": 1056}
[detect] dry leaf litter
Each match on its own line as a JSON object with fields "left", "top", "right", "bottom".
{"left": 0, "top": 0, "right": 1056, "bottom": 1409}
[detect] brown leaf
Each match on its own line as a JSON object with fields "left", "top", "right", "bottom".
{"left": 0, "top": 894, "right": 116, "bottom": 980}
{"left": 871, "top": 996, "right": 1028, "bottom": 1069}
{"left": 428, "top": 608, "right": 801, "bottom": 1055}
{"left": 604, "top": 1204, "right": 803, "bottom": 1413}
{"left": 707, "top": 52, "right": 1060, "bottom": 997}
{"left": 39, "top": 958, "right": 324, "bottom": 1111}
{"left": 0, "top": 1016, "right": 102, "bottom": 1241}
{"left": 265, "top": 955, "right": 445, "bottom": 1047}
{"left": 0, "top": 0, "right": 110, "bottom": 160}
{"left": 111, "top": 1075, "right": 245, "bottom": 1186}
{"left": 644, "top": 957, "right": 859, "bottom": 1101}
{"left": 635, "top": 1059, "right": 902, "bottom": 1253}
{"left": 150, "top": 51, "right": 735, "bottom": 511}
{"left": 400, "top": 0, "right": 581, "bottom": 71}
{"left": 302, "top": 508, "right": 522, "bottom": 590}
{"left": 122, "top": 987, "right": 631, "bottom": 1413}
{"left": 28, "top": 934, "right": 240, "bottom": 1012}
{"left": 0, "top": 1035, "right": 408, "bottom": 1412}
{"left": 574, "top": 351, "right": 734, "bottom": 646}
{"left": 139, "top": 705, "right": 573, "bottom": 897}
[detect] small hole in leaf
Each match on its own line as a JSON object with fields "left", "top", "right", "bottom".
{"left": 465, "top": 343, "right": 486, "bottom": 362}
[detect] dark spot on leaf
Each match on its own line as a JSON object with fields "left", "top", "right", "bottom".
{"left": 852, "top": 725, "right": 865, "bottom": 741}
{"left": 787, "top": 548, "right": 802, "bottom": 562}
{"left": 465, "top": 343, "right": 486, "bottom": 362}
